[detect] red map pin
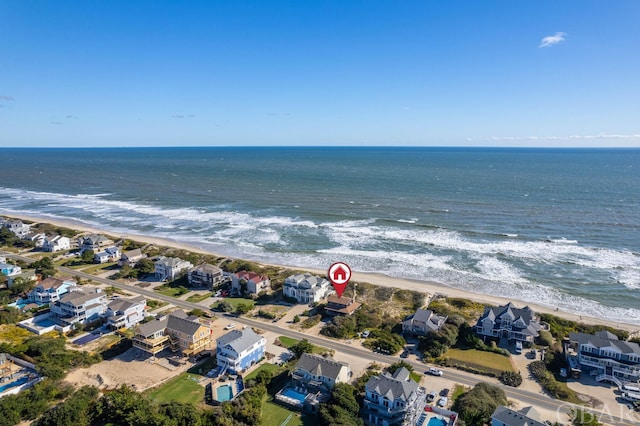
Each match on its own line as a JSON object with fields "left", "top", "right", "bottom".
{"left": 328, "top": 262, "right": 351, "bottom": 298}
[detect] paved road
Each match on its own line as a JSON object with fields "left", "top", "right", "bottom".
{"left": 5, "top": 251, "right": 639, "bottom": 425}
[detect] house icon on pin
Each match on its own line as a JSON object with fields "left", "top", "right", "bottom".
{"left": 332, "top": 266, "right": 347, "bottom": 282}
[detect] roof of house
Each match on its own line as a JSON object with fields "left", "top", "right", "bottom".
{"left": 136, "top": 316, "right": 169, "bottom": 337}
{"left": 58, "top": 288, "right": 105, "bottom": 307}
{"left": 403, "top": 309, "right": 447, "bottom": 331}
{"left": 491, "top": 405, "right": 546, "bottom": 426}
{"left": 237, "top": 270, "right": 268, "bottom": 283}
{"left": 365, "top": 367, "right": 418, "bottom": 402}
{"left": 325, "top": 296, "right": 362, "bottom": 315}
{"left": 108, "top": 295, "right": 146, "bottom": 313}
{"left": 569, "top": 331, "right": 640, "bottom": 355}
{"left": 477, "top": 302, "right": 542, "bottom": 335}
{"left": 38, "top": 277, "right": 65, "bottom": 290}
{"left": 217, "top": 327, "right": 264, "bottom": 354}
{"left": 122, "top": 248, "right": 143, "bottom": 258}
{"left": 295, "top": 353, "right": 350, "bottom": 381}
{"left": 155, "top": 256, "right": 191, "bottom": 268}
{"left": 166, "top": 310, "right": 204, "bottom": 335}
{"left": 193, "top": 263, "right": 222, "bottom": 274}
{"left": 81, "top": 234, "right": 112, "bottom": 245}
{"left": 285, "top": 273, "right": 327, "bottom": 289}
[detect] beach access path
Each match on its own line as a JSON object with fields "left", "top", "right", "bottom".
{"left": 3, "top": 250, "right": 638, "bottom": 426}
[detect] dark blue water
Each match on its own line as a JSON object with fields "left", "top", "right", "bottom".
{"left": 1, "top": 147, "right": 639, "bottom": 324}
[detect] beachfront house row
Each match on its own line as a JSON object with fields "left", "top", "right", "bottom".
{"left": 78, "top": 234, "right": 114, "bottom": 254}
{"left": 133, "top": 310, "right": 212, "bottom": 357}
{"left": 228, "top": 270, "right": 271, "bottom": 295}
{"left": 491, "top": 405, "right": 546, "bottom": 426}
{"left": 216, "top": 327, "right": 266, "bottom": 374}
{"left": 402, "top": 309, "right": 448, "bottom": 336}
{"left": 26, "top": 232, "right": 46, "bottom": 247}
{"left": 474, "top": 302, "right": 544, "bottom": 344}
{"left": 43, "top": 235, "right": 71, "bottom": 252}
{"left": 324, "top": 295, "right": 362, "bottom": 316}
{"left": 28, "top": 277, "right": 77, "bottom": 304}
{"left": 154, "top": 256, "right": 193, "bottom": 281}
{"left": 50, "top": 287, "right": 108, "bottom": 326}
{"left": 2, "top": 219, "right": 31, "bottom": 238}
{"left": 105, "top": 295, "right": 146, "bottom": 330}
{"left": 283, "top": 273, "right": 332, "bottom": 304}
{"left": 94, "top": 246, "right": 121, "bottom": 264}
{"left": 118, "top": 248, "right": 146, "bottom": 267}
{"left": 565, "top": 330, "right": 640, "bottom": 384}
{"left": 188, "top": 263, "right": 224, "bottom": 289}
{"left": 363, "top": 367, "right": 425, "bottom": 426}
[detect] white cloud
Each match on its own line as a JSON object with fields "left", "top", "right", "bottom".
{"left": 539, "top": 32, "right": 566, "bottom": 48}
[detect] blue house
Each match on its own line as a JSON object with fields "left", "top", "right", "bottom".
{"left": 216, "top": 327, "right": 266, "bottom": 374}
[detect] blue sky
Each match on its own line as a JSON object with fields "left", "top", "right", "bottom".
{"left": 1, "top": 1, "right": 639, "bottom": 147}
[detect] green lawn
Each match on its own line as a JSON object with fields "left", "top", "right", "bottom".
{"left": 444, "top": 348, "right": 515, "bottom": 375}
{"left": 225, "top": 297, "right": 256, "bottom": 309}
{"left": 81, "top": 262, "right": 118, "bottom": 274}
{"left": 262, "top": 401, "right": 304, "bottom": 426}
{"left": 147, "top": 373, "right": 205, "bottom": 405}
{"left": 276, "top": 336, "right": 329, "bottom": 355}
{"left": 409, "top": 372, "right": 421, "bottom": 383}
{"left": 155, "top": 285, "right": 190, "bottom": 297}
{"left": 244, "top": 363, "right": 281, "bottom": 381}
{"left": 186, "top": 293, "right": 213, "bottom": 303}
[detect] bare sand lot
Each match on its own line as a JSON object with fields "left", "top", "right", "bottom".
{"left": 64, "top": 348, "right": 189, "bottom": 392}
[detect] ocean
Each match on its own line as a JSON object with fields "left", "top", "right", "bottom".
{"left": 1, "top": 147, "right": 639, "bottom": 324}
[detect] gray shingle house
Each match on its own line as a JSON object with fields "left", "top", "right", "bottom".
{"left": 475, "top": 302, "right": 543, "bottom": 344}
{"left": 402, "top": 309, "right": 447, "bottom": 336}
{"left": 363, "top": 367, "right": 425, "bottom": 425}
{"left": 491, "top": 406, "right": 546, "bottom": 426}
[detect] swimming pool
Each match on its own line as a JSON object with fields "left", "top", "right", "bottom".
{"left": 34, "top": 318, "right": 57, "bottom": 327}
{"left": 216, "top": 384, "right": 233, "bottom": 402}
{"left": 281, "top": 387, "right": 307, "bottom": 403}
{"left": 426, "top": 416, "right": 448, "bottom": 426}
{"left": 0, "top": 376, "right": 29, "bottom": 393}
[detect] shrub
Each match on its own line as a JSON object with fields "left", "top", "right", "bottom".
{"left": 301, "top": 314, "right": 322, "bottom": 329}
{"left": 500, "top": 371, "right": 523, "bottom": 387}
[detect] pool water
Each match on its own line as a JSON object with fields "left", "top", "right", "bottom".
{"left": 282, "top": 387, "right": 307, "bottom": 403}
{"left": 426, "top": 417, "right": 447, "bottom": 426}
{"left": 216, "top": 384, "right": 233, "bottom": 402}
{"left": 0, "top": 376, "right": 29, "bottom": 393}
{"left": 35, "top": 318, "right": 56, "bottom": 327}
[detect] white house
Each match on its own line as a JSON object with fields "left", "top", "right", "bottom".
{"left": 78, "top": 234, "right": 114, "bottom": 254}
{"left": 2, "top": 220, "right": 30, "bottom": 238}
{"left": 363, "top": 367, "right": 425, "bottom": 426}
{"left": 216, "top": 327, "right": 266, "bottom": 374}
{"left": 28, "top": 277, "right": 77, "bottom": 304}
{"left": 283, "top": 273, "right": 332, "bottom": 304}
{"left": 118, "top": 248, "right": 146, "bottom": 267}
{"left": 105, "top": 295, "right": 147, "bottom": 330}
{"left": 26, "top": 232, "right": 46, "bottom": 247}
{"left": 94, "top": 246, "right": 121, "bottom": 264}
{"left": 475, "top": 302, "right": 544, "bottom": 344}
{"left": 43, "top": 235, "right": 71, "bottom": 252}
{"left": 154, "top": 256, "right": 193, "bottom": 281}
{"left": 0, "top": 262, "right": 22, "bottom": 278}
{"left": 402, "top": 309, "right": 448, "bottom": 336}
{"left": 50, "top": 287, "right": 108, "bottom": 326}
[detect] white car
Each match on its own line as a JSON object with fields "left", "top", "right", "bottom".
{"left": 428, "top": 367, "right": 443, "bottom": 376}
{"left": 224, "top": 323, "right": 235, "bottom": 330}
{"left": 437, "top": 397, "right": 448, "bottom": 407}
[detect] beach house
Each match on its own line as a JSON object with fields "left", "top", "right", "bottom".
{"left": 105, "top": 295, "right": 147, "bottom": 330}
{"left": 228, "top": 270, "right": 271, "bottom": 295}
{"left": 154, "top": 256, "right": 193, "bottom": 281}
{"left": 475, "top": 302, "right": 543, "bottom": 344}
{"left": 42, "top": 235, "right": 71, "bottom": 252}
{"left": 565, "top": 330, "right": 640, "bottom": 384}
{"left": 283, "top": 273, "right": 332, "bottom": 304}
{"left": 27, "top": 277, "right": 77, "bottom": 304}
{"left": 50, "top": 287, "right": 108, "bottom": 326}
{"left": 276, "top": 353, "right": 351, "bottom": 412}
{"left": 2, "top": 219, "right": 31, "bottom": 238}
{"left": 188, "top": 263, "right": 224, "bottom": 289}
{"left": 118, "top": 248, "right": 146, "bottom": 267}
{"left": 78, "top": 234, "right": 114, "bottom": 254}
{"left": 0, "top": 261, "right": 22, "bottom": 279}
{"left": 363, "top": 367, "right": 426, "bottom": 426}
{"left": 324, "top": 295, "right": 361, "bottom": 316}
{"left": 133, "top": 310, "right": 212, "bottom": 357}
{"left": 402, "top": 309, "right": 448, "bottom": 336}
{"left": 491, "top": 406, "right": 546, "bottom": 426}
{"left": 216, "top": 327, "right": 266, "bottom": 374}
{"left": 94, "top": 246, "right": 121, "bottom": 264}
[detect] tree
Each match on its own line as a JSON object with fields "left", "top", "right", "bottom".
{"left": 292, "top": 315, "right": 300, "bottom": 323}
{"left": 569, "top": 408, "right": 603, "bottom": 426}
{"left": 235, "top": 303, "right": 253, "bottom": 315}
{"left": 290, "top": 339, "right": 314, "bottom": 358}
{"left": 135, "top": 257, "right": 155, "bottom": 275}
{"left": 452, "top": 382, "right": 507, "bottom": 426}
{"left": 318, "top": 383, "right": 363, "bottom": 426}
{"left": 31, "top": 257, "right": 56, "bottom": 279}
{"left": 387, "top": 361, "right": 413, "bottom": 374}
{"left": 81, "top": 249, "right": 95, "bottom": 264}
{"left": 499, "top": 371, "right": 523, "bottom": 387}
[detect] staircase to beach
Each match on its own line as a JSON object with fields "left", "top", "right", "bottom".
{"left": 596, "top": 374, "right": 623, "bottom": 389}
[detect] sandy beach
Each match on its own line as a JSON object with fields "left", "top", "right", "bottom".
{"left": 6, "top": 213, "right": 638, "bottom": 333}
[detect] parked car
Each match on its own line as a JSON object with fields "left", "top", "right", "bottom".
{"left": 427, "top": 367, "right": 443, "bottom": 376}
{"left": 437, "top": 397, "right": 448, "bottom": 407}
{"left": 400, "top": 350, "right": 409, "bottom": 358}
{"left": 440, "top": 388, "right": 449, "bottom": 397}
{"left": 224, "top": 323, "right": 235, "bottom": 330}
{"left": 426, "top": 391, "right": 437, "bottom": 402}
{"left": 361, "top": 330, "right": 370, "bottom": 338}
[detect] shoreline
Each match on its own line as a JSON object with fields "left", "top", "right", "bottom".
{"left": 4, "top": 212, "right": 638, "bottom": 333}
